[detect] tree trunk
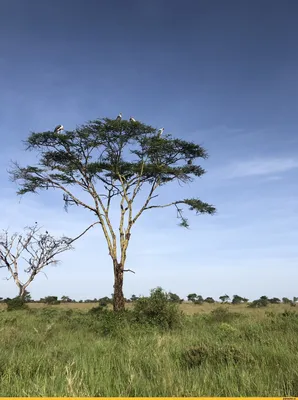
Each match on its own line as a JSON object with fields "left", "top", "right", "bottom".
{"left": 18, "top": 285, "right": 25, "bottom": 299}
{"left": 113, "top": 260, "right": 125, "bottom": 312}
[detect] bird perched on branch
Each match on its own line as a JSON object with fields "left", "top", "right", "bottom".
{"left": 157, "top": 127, "right": 164, "bottom": 138}
{"left": 187, "top": 159, "right": 192, "bottom": 165}
{"left": 54, "top": 125, "right": 64, "bottom": 133}
{"left": 116, "top": 113, "right": 122, "bottom": 121}
{"left": 129, "top": 116, "right": 136, "bottom": 122}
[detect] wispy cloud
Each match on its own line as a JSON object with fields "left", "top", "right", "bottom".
{"left": 222, "top": 158, "right": 298, "bottom": 179}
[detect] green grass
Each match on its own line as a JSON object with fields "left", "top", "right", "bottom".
{"left": 1, "top": 305, "right": 298, "bottom": 396}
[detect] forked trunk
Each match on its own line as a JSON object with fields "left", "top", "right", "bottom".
{"left": 113, "top": 260, "right": 125, "bottom": 311}
{"left": 18, "top": 285, "right": 25, "bottom": 299}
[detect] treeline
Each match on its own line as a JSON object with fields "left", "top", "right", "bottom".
{"left": 1, "top": 291, "right": 297, "bottom": 307}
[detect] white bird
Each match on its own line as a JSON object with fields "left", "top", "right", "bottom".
{"left": 54, "top": 125, "right": 64, "bottom": 133}
{"left": 116, "top": 113, "right": 122, "bottom": 121}
{"left": 157, "top": 127, "right": 164, "bottom": 138}
{"left": 130, "top": 117, "right": 136, "bottom": 122}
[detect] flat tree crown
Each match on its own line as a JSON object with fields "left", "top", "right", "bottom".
{"left": 10, "top": 117, "right": 216, "bottom": 227}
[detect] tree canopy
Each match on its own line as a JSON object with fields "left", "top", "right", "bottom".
{"left": 9, "top": 116, "right": 216, "bottom": 311}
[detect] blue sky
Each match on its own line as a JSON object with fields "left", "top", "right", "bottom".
{"left": 0, "top": 0, "right": 298, "bottom": 301}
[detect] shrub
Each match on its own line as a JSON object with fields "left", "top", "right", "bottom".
{"left": 168, "top": 292, "right": 184, "bottom": 303}
{"left": 204, "top": 297, "right": 215, "bottom": 304}
{"left": 248, "top": 297, "right": 269, "bottom": 308}
{"left": 132, "top": 287, "right": 183, "bottom": 330}
{"left": 98, "top": 296, "right": 111, "bottom": 307}
{"left": 6, "top": 297, "right": 28, "bottom": 311}
{"left": 181, "top": 343, "right": 254, "bottom": 368}
{"left": 41, "top": 296, "right": 61, "bottom": 305}
{"left": 208, "top": 307, "right": 242, "bottom": 323}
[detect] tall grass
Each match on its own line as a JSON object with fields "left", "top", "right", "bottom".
{"left": 0, "top": 305, "right": 298, "bottom": 396}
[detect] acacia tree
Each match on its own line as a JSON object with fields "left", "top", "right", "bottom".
{"left": 0, "top": 223, "right": 95, "bottom": 298}
{"left": 9, "top": 117, "right": 216, "bottom": 311}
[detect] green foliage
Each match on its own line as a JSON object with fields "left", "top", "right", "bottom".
{"left": 98, "top": 296, "right": 112, "bottom": 307}
{"left": 130, "top": 294, "right": 139, "bottom": 302}
{"left": 219, "top": 294, "right": 230, "bottom": 303}
{"left": 282, "top": 297, "right": 292, "bottom": 304}
{"left": 132, "top": 287, "right": 184, "bottom": 330}
{"left": 204, "top": 297, "right": 215, "bottom": 304}
{"left": 61, "top": 295, "right": 72, "bottom": 303}
{"left": 248, "top": 297, "right": 269, "bottom": 308}
{"left": 10, "top": 117, "right": 216, "bottom": 229}
{"left": 41, "top": 296, "right": 61, "bottom": 305}
{"left": 5, "top": 296, "right": 28, "bottom": 311}
{"left": 1, "top": 305, "right": 298, "bottom": 395}
{"left": 187, "top": 293, "right": 197, "bottom": 302}
{"left": 187, "top": 293, "right": 204, "bottom": 304}
{"left": 181, "top": 343, "right": 254, "bottom": 368}
{"left": 168, "top": 292, "right": 183, "bottom": 303}
{"left": 208, "top": 307, "right": 243, "bottom": 323}
{"left": 268, "top": 297, "right": 281, "bottom": 304}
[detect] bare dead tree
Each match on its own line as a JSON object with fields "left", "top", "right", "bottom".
{"left": 0, "top": 222, "right": 99, "bottom": 299}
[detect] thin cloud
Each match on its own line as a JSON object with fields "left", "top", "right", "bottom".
{"left": 223, "top": 158, "right": 298, "bottom": 179}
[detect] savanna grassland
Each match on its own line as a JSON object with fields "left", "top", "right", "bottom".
{"left": 1, "top": 301, "right": 298, "bottom": 397}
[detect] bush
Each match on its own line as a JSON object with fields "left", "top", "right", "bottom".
{"left": 248, "top": 297, "right": 269, "bottom": 308}
{"left": 98, "top": 297, "right": 111, "bottom": 307}
{"left": 208, "top": 307, "right": 242, "bottom": 323}
{"left": 181, "top": 343, "right": 254, "bottom": 368}
{"left": 204, "top": 297, "right": 215, "bottom": 304}
{"left": 168, "top": 292, "right": 184, "bottom": 303}
{"left": 43, "top": 296, "right": 61, "bottom": 305}
{"left": 132, "top": 287, "right": 184, "bottom": 330}
{"left": 5, "top": 297, "right": 28, "bottom": 311}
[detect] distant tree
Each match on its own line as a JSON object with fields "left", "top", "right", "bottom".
{"left": 10, "top": 116, "right": 215, "bottom": 311}
{"left": 293, "top": 297, "right": 298, "bottom": 303}
{"left": 43, "top": 296, "right": 60, "bottom": 305}
{"left": 242, "top": 297, "right": 249, "bottom": 303}
{"left": 61, "top": 295, "right": 72, "bottom": 303}
{"left": 204, "top": 297, "right": 215, "bottom": 304}
{"left": 282, "top": 297, "right": 292, "bottom": 304}
{"left": 98, "top": 296, "right": 111, "bottom": 307}
{"left": 219, "top": 294, "right": 230, "bottom": 303}
{"left": 130, "top": 294, "right": 139, "bottom": 302}
{"left": 98, "top": 296, "right": 112, "bottom": 307}
{"left": 0, "top": 224, "right": 88, "bottom": 299}
{"left": 248, "top": 296, "right": 269, "bottom": 308}
{"left": 232, "top": 295, "right": 244, "bottom": 305}
{"left": 194, "top": 295, "right": 204, "bottom": 304}
{"left": 168, "top": 292, "right": 184, "bottom": 303}
{"left": 268, "top": 297, "right": 281, "bottom": 304}
{"left": 187, "top": 293, "right": 197, "bottom": 302}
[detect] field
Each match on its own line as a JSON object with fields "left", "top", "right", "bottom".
{"left": 1, "top": 302, "right": 298, "bottom": 396}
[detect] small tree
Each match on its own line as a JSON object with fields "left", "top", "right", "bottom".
{"left": 282, "top": 297, "right": 292, "bottom": 304}
{"left": 168, "top": 292, "right": 184, "bottom": 304}
{"left": 204, "top": 297, "right": 215, "bottom": 304}
{"left": 268, "top": 297, "right": 281, "bottom": 304}
{"left": 219, "top": 294, "right": 230, "bottom": 303}
{"left": 43, "top": 296, "right": 60, "bottom": 305}
{"left": 187, "top": 293, "right": 197, "bottom": 302}
{"left": 61, "top": 295, "right": 72, "bottom": 303}
{"left": 10, "top": 116, "right": 216, "bottom": 311}
{"left": 194, "top": 295, "right": 204, "bottom": 305}
{"left": 0, "top": 224, "right": 83, "bottom": 299}
{"left": 232, "top": 295, "right": 244, "bottom": 305}
{"left": 130, "top": 294, "right": 139, "bottom": 302}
